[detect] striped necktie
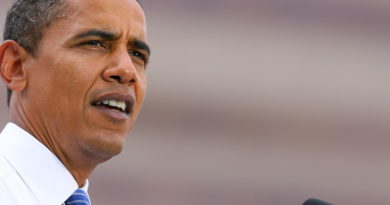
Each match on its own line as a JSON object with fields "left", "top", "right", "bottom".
{"left": 64, "top": 189, "right": 91, "bottom": 205}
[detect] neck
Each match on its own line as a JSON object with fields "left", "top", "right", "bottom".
{"left": 10, "top": 104, "right": 104, "bottom": 187}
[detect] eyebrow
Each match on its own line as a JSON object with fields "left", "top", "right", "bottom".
{"left": 72, "top": 29, "right": 151, "bottom": 56}
{"left": 72, "top": 30, "right": 119, "bottom": 41}
{"left": 132, "top": 38, "right": 151, "bottom": 56}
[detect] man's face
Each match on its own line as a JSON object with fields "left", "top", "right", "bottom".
{"left": 22, "top": 0, "right": 149, "bottom": 159}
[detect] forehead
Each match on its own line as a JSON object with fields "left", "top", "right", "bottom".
{"left": 58, "top": 0, "right": 147, "bottom": 40}
{"left": 65, "top": 0, "right": 143, "bottom": 16}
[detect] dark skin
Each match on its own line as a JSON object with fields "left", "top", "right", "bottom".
{"left": 0, "top": 0, "right": 149, "bottom": 187}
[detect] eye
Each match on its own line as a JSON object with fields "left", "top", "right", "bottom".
{"left": 129, "top": 51, "right": 147, "bottom": 63}
{"left": 89, "top": 40, "right": 103, "bottom": 46}
{"left": 80, "top": 40, "right": 107, "bottom": 48}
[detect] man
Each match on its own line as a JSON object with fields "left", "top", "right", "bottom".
{"left": 0, "top": 0, "right": 150, "bottom": 204}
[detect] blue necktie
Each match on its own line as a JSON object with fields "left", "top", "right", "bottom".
{"left": 64, "top": 189, "right": 91, "bottom": 205}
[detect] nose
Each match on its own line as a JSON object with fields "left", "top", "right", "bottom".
{"left": 102, "top": 49, "right": 137, "bottom": 85}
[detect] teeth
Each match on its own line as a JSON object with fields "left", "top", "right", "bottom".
{"left": 99, "top": 99, "right": 126, "bottom": 112}
{"left": 108, "top": 100, "right": 117, "bottom": 107}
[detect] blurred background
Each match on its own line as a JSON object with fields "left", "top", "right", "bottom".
{"left": 1, "top": 0, "right": 390, "bottom": 204}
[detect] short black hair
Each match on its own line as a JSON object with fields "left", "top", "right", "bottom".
{"left": 3, "top": 0, "right": 67, "bottom": 106}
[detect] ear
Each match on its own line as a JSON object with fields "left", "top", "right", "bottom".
{"left": 0, "top": 40, "right": 29, "bottom": 92}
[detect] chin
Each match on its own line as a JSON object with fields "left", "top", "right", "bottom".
{"left": 83, "top": 134, "right": 126, "bottom": 161}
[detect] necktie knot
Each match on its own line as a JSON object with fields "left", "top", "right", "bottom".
{"left": 65, "top": 189, "right": 90, "bottom": 205}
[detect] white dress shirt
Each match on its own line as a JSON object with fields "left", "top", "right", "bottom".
{"left": 0, "top": 123, "right": 90, "bottom": 205}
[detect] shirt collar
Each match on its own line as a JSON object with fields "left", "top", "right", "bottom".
{"left": 0, "top": 122, "right": 89, "bottom": 205}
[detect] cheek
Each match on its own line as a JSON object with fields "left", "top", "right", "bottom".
{"left": 55, "top": 55, "right": 100, "bottom": 92}
{"left": 136, "top": 75, "right": 147, "bottom": 104}
{"left": 31, "top": 57, "right": 97, "bottom": 114}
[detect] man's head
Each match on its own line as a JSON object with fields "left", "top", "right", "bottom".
{"left": 0, "top": 0, "right": 149, "bottom": 164}
{"left": 3, "top": 0, "right": 142, "bottom": 106}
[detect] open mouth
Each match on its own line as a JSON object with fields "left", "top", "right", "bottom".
{"left": 91, "top": 93, "right": 134, "bottom": 115}
{"left": 93, "top": 99, "right": 129, "bottom": 113}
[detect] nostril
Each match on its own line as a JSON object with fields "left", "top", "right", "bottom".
{"left": 109, "top": 75, "right": 136, "bottom": 84}
{"left": 110, "top": 75, "right": 121, "bottom": 82}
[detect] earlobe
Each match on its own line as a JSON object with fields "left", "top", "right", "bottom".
{"left": 0, "top": 40, "right": 28, "bottom": 92}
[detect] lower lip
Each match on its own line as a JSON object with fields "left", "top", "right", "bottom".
{"left": 94, "top": 106, "right": 130, "bottom": 122}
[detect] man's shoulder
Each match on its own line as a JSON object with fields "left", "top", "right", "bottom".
{"left": 0, "top": 155, "right": 18, "bottom": 202}
{"left": 0, "top": 125, "right": 13, "bottom": 177}
{"left": 0, "top": 154, "right": 11, "bottom": 178}
{"left": 0, "top": 155, "right": 18, "bottom": 192}
{"left": 0, "top": 155, "right": 41, "bottom": 204}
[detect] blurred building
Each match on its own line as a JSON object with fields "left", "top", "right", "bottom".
{"left": 1, "top": 0, "right": 390, "bottom": 204}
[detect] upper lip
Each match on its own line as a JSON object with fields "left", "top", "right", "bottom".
{"left": 91, "top": 92, "right": 134, "bottom": 114}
